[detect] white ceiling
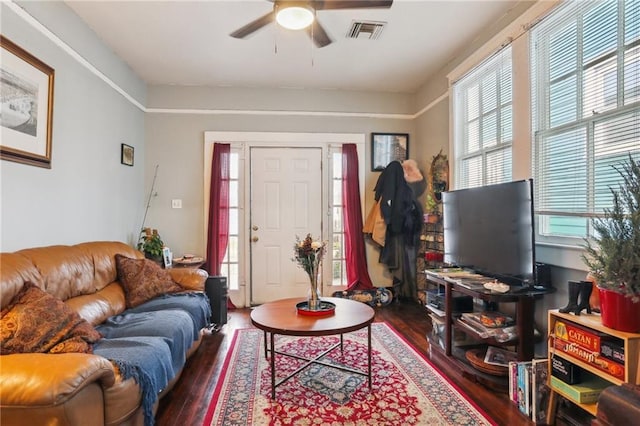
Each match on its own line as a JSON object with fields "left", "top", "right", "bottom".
{"left": 64, "top": 0, "right": 523, "bottom": 94}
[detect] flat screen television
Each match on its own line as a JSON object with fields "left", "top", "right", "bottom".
{"left": 442, "top": 179, "right": 535, "bottom": 287}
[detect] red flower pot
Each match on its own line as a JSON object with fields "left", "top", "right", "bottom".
{"left": 598, "top": 287, "right": 640, "bottom": 333}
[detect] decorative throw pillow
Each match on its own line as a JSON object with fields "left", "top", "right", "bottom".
{"left": 0, "top": 282, "right": 102, "bottom": 355}
{"left": 115, "top": 254, "right": 183, "bottom": 308}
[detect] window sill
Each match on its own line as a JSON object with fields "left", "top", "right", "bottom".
{"left": 535, "top": 242, "right": 588, "bottom": 271}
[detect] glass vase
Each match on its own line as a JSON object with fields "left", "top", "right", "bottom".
{"left": 307, "top": 264, "right": 321, "bottom": 310}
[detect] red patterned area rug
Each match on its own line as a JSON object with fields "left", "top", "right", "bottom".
{"left": 202, "top": 322, "right": 496, "bottom": 425}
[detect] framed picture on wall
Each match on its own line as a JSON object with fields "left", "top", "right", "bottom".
{"left": 0, "top": 36, "right": 55, "bottom": 169}
{"left": 371, "top": 133, "right": 409, "bottom": 171}
{"left": 121, "top": 143, "right": 134, "bottom": 166}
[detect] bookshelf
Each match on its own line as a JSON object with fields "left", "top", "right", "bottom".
{"left": 546, "top": 309, "right": 640, "bottom": 423}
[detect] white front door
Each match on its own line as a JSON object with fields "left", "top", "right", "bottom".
{"left": 250, "top": 147, "right": 323, "bottom": 304}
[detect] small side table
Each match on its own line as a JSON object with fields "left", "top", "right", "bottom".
{"left": 172, "top": 256, "right": 205, "bottom": 269}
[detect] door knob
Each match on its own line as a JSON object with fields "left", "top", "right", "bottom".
{"left": 251, "top": 236, "right": 259, "bottom": 242}
{"left": 252, "top": 225, "right": 259, "bottom": 231}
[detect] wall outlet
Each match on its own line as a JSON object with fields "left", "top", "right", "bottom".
{"left": 171, "top": 199, "right": 182, "bottom": 209}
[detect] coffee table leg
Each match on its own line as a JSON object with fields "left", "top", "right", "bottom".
{"left": 270, "top": 332, "right": 276, "bottom": 399}
{"left": 340, "top": 334, "right": 344, "bottom": 353}
{"left": 263, "top": 331, "right": 268, "bottom": 359}
{"left": 367, "top": 324, "right": 372, "bottom": 389}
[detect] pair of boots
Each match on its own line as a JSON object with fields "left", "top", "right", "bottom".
{"left": 559, "top": 280, "right": 592, "bottom": 315}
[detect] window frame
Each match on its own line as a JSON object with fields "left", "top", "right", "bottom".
{"left": 329, "top": 147, "right": 347, "bottom": 287}
{"left": 219, "top": 149, "right": 241, "bottom": 291}
{"left": 453, "top": 46, "right": 514, "bottom": 190}
{"left": 531, "top": 0, "right": 640, "bottom": 247}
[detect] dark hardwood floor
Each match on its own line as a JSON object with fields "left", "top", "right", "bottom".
{"left": 156, "top": 300, "right": 534, "bottom": 426}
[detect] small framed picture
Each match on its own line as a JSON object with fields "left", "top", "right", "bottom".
{"left": 162, "top": 247, "right": 172, "bottom": 268}
{"left": 371, "top": 133, "right": 409, "bottom": 171}
{"left": 121, "top": 143, "right": 134, "bottom": 166}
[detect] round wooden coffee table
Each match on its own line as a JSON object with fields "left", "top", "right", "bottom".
{"left": 250, "top": 297, "right": 375, "bottom": 398}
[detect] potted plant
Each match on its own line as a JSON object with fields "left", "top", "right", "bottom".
{"left": 424, "top": 193, "right": 440, "bottom": 224}
{"left": 582, "top": 154, "right": 640, "bottom": 332}
{"left": 137, "top": 228, "right": 165, "bottom": 263}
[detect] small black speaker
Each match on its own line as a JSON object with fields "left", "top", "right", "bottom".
{"left": 205, "top": 276, "right": 228, "bottom": 327}
{"left": 535, "top": 262, "right": 552, "bottom": 287}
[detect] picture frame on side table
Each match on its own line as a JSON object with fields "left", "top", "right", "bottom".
{"left": 371, "top": 133, "right": 409, "bottom": 171}
{"left": 162, "top": 247, "right": 172, "bottom": 268}
{"left": 121, "top": 143, "right": 134, "bottom": 166}
{"left": 0, "top": 36, "right": 55, "bottom": 169}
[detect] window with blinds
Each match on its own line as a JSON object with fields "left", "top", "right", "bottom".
{"left": 453, "top": 47, "right": 513, "bottom": 189}
{"left": 531, "top": 0, "right": 640, "bottom": 243}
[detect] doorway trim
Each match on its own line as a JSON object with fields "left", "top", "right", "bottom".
{"left": 204, "top": 132, "right": 366, "bottom": 307}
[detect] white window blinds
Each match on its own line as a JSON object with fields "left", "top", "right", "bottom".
{"left": 531, "top": 0, "right": 640, "bottom": 241}
{"left": 453, "top": 46, "right": 513, "bottom": 189}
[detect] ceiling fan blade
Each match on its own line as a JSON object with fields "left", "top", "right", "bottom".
{"left": 307, "top": 20, "right": 332, "bottom": 47}
{"left": 313, "top": 0, "right": 393, "bottom": 10}
{"left": 230, "top": 11, "right": 275, "bottom": 39}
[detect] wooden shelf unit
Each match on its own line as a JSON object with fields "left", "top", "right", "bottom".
{"left": 424, "top": 271, "right": 551, "bottom": 391}
{"left": 422, "top": 219, "right": 444, "bottom": 268}
{"left": 547, "top": 309, "right": 640, "bottom": 421}
{"left": 416, "top": 219, "right": 444, "bottom": 295}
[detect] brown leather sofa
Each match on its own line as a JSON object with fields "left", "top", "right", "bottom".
{"left": 594, "top": 383, "right": 640, "bottom": 426}
{"left": 0, "top": 241, "right": 208, "bottom": 426}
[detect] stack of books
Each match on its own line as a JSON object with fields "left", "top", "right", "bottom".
{"left": 509, "top": 359, "right": 550, "bottom": 424}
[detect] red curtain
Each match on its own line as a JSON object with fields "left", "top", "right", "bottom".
{"left": 342, "top": 144, "right": 375, "bottom": 290}
{"left": 204, "top": 143, "right": 230, "bottom": 276}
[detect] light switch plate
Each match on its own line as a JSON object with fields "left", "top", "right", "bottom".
{"left": 171, "top": 199, "right": 182, "bottom": 209}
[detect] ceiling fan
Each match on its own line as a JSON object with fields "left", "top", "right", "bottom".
{"left": 230, "top": 0, "right": 394, "bottom": 48}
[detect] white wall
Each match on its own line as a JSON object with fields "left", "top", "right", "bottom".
{"left": 0, "top": 1, "right": 147, "bottom": 251}
{"left": 144, "top": 87, "right": 416, "bottom": 286}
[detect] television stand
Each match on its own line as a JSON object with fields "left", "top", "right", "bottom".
{"left": 424, "top": 270, "right": 554, "bottom": 391}
{"left": 509, "top": 285, "right": 536, "bottom": 294}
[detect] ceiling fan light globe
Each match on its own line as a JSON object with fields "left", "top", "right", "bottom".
{"left": 276, "top": 6, "right": 314, "bottom": 30}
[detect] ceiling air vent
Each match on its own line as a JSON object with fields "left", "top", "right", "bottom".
{"left": 346, "top": 20, "right": 386, "bottom": 40}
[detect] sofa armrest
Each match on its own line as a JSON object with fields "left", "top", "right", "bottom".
{"left": 0, "top": 353, "right": 115, "bottom": 406}
{"left": 169, "top": 268, "right": 208, "bottom": 291}
{"left": 596, "top": 383, "right": 640, "bottom": 426}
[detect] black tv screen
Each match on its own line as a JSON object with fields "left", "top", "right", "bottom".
{"left": 442, "top": 179, "right": 535, "bottom": 287}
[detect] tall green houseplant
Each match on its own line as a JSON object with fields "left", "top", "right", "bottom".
{"left": 582, "top": 154, "right": 640, "bottom": 332}
{"left": 583, "top": 154, "right": 640, "bottom": 302}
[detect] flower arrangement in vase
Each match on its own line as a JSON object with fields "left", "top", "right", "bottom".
{"left": 292, "top": 234, "right": 327, "bottom": 310}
